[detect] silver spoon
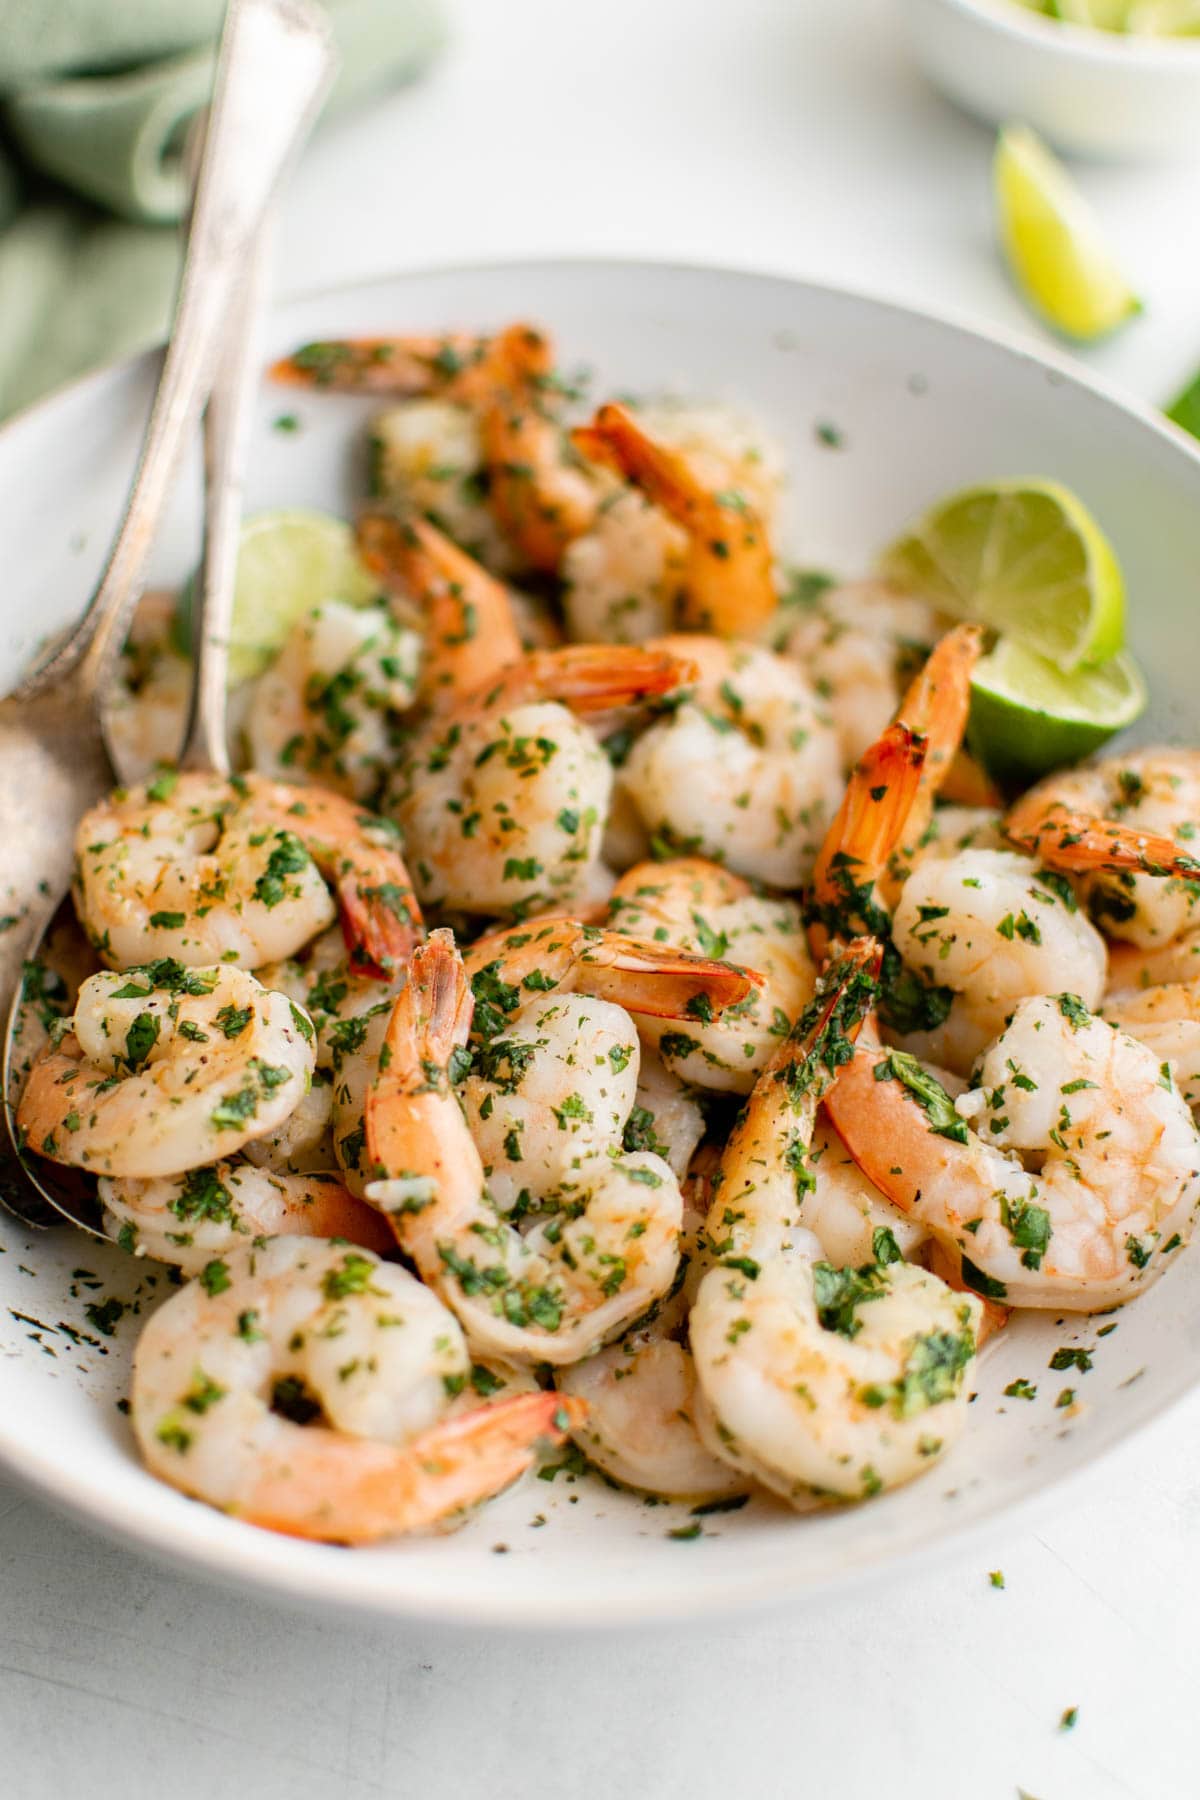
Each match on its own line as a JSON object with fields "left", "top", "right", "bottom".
{"left": 0, "top": 0, "right": 335, "bottom": 1230}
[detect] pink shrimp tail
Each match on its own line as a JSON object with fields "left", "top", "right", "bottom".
{"left": 1005, "top": 797, "right": 1200, "bottom": 880}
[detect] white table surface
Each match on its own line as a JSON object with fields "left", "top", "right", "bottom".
{"left": 4, "top": 2, "right": 1200, "bottom": 1796}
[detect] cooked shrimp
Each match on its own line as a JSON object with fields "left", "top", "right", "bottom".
{"left": 781, "top": 579, "right": 942, "bottom": 769}
{"left": 103, "top": 590, "right": 193, "bottom": 781}
{"left": 460, "top": 913, "right": 759, "bottom": 1035}
{"left": 890, "top": 846, "right": 1107, "bottom": 1074}
{"left": 455, "top": 915, "right": 753, "bottom": 1215}
{"left": 479, "top": 324, "right": 600, "bottom": 572}
{"left": 74, "top": 771, "right": 421, "bottom": 975}
{"left": 131, "top": 1236, "right": 582, "bottom": 1543}
{"left": 625, "top": 1049, "right": 706, "bottom": 1179}
{"left": 807, "top": 626, "right": 1103, "bottom": 1069}
{"left": 804, "top": 1116, "right": 930, "bottom": 1267}
{"left": 1006, "top": 749, "right": 1200, "bottom": 949}
{"left": 562, "top": 488, "right": 686, "bottom": 645}
{"left": 1103, "top": 979, "right": 1200, "bottom": 1110}
{"left": 562, "top": 401, "right": 783, "bottom": 646}
{"left": 258, "top": 923, "right": 407, "bottom": 1042}
{"left": 101, "top": 1160, "right": 393, "bottom": 1275}
{"left": 573, "top": 403, "right": 776, "bottom": 634}
{"left": 18, "top": 964, "right": 316, "bottom": 1178}
{"left": 393, "top": 645, "right": 696, "bottom": 918}
{"left": 245, "top": 601, "right": 421, "bottom": 802}
{"left": 619, "top": 636, "right": 843, "bottom": 889}
{"left": 825, "top": 994, "right": 1200, "bottom": 1311}
{"left": 356, "top": 510, "right": 524, "bottom": 707}
{"left": 270, "top": 330, "right": 497, "bottom": 398}
{"left": 239, "top": 1071, "right": 336, "bottom": 1174}
{"left": 688, "top": 940, "right": 981, "bottom": 1503}
{"left": 368, "top": 397, "right": 522, "bottom": 575}
{"left": 363, "top": 930, "right": 753, "bottom": 1363}
{"left": 607, "top": 857, "right": 815, "bottom": 1092}
{"left": 557, "top": 1294, "right": 746, "bottom": 1500}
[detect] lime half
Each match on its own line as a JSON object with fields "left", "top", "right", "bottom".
{"left": 1051, "top": 0, "right": 1135, "bottom": 28}
{"left": 176, "top": 509, "right": 381, "bottom": 684}
{"left": 968, "top": 637, "right": 1146, "bottom": 784}
{"left": 994, "top": 124, "right": 1141, "bottom": 341}
{"left": 878, "top": 479, "right": 1126, "bottom": 671}
{"left": 1126, "top": 0, "right": 1200, "bottom": 31}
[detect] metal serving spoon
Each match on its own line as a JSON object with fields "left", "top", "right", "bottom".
{"left": 0, "top": 0, "right": 335, "bottom": 1231}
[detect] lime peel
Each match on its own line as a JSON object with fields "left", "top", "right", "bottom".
{"left": 879, "top": 478, "right": 1126, "bottom": 672}
{"left": 994, "top": 123, "right": 1141, "bottom": 343}
{"left": 175, "top": 509, "right": 381, "bottom": 686}
{"left": 968, "top": 638, "right": 1147, "bottom": 785}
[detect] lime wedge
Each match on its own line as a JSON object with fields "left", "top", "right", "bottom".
{"left": 175, "top": 510, "right": 381, "bottom": 684}
{"left": 1126, "top": 0, "right": 1200, "bottom": 30}
{"left": 1051, "top": 0, "right": 1135, "bottom": 28}
{"left": 1166, "top": 365, "right": 1200, "bottom": 440}
{"left": 878, "top": 479, "right": 1125, "bottom": 671}
{"left": 968, "top": 638, "right": 1146, "bottom": 784}
{"left": 994, "top": 124, "right": 1141, "bottom": 341}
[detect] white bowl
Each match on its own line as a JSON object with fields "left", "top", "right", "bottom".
{"left": 903, "top": 0, "right": 1200, "bottom": 159}
{"left": 2, "top": 259, "right": 1199, "bottom": 1628}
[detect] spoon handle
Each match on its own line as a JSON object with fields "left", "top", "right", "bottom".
{"left": 178, "top": 219, "right": 274, "bottom": 776}
{"left": 16, "top": 0, "right": 335, "bottom": 709}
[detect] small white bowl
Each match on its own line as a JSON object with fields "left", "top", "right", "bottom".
{"left": 903, "top": 0, "right": 1200, "bottom": 159}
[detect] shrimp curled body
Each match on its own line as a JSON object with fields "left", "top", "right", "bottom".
{"left": 131, "top": 1237, "right": 582, "bottom": 1542}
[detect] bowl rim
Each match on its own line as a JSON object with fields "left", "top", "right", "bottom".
{"left": 6, "top": 249, "right": 1200, "bottom": 470}
{"left": 923, "top": 0, "right": 1200, "bottom": 66}
{"left": 4, "top": 251, "right": 1200, "bottom": 1628}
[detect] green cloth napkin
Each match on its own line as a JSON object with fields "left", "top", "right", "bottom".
{"left": 0, "top": 0, "right": 447, "bottom": 418}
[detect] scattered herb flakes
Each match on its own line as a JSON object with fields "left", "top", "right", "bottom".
{"left": 988, "top": 1569, "right": 1005, "bottom": 1589}
{"left": 667, "top": 1521, "right": 703, "bottom": 1541}
{"left": 691, "top": 1493, "right": 749, "bottom": 1517}
{"left": 1055, "top": 1387, "right": 1076, "bottom": 1410}
{"left": 84, "top": 1297, "right": 127, "bottom": 1337}
{"left": 1049, "top": 1347, "right": 1093, "bottom": 1373}
{"left": 1059, "top": 1705, "right": 1079, "bottom": 1732}
{"left": 1004, "top": 1378, "right": 1037, "bottom": 1401}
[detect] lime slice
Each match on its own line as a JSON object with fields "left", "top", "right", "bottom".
{"left": 1051, "top": 0, "right": 1135, "bottom": 28}
{"left": 878, "top": 479, "right": 1126, "bottom": 670}
{"left": 175, "top": 510, "right": 381, "bottom": 684}
{"left": 1166, "top": 364, "right": 1200, "bottom": 440}
{"left": 994, "top": 124, "right": 1141, "bottom": 341}
{"left": 1126, "top": 0, "right": 1200, "bottom": 30}
{"left": 968, "top": 637, "right": 1146, "bottom": 784}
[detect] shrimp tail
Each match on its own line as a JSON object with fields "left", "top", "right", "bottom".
{"left": 893, "top": 622, "right": 984, "bottom": 850}
{"left": 356, "top": 509, "right": 524, "bottom": 705}
{"left": 338, "top": 869, "right": 423, "bottom": 977}
{"left": 268, "top": 331, "right": 494, "bottom": 398}
{"left": 244, "top": 1391, "right": 586, "bottom": 1545}
{"left": 579, "top": 931, "right": 764, "bottom": 1019}
{"left": 1005, "top": 796, "right": 1200, "bottom": 880}
{"left": 479, "top": 325, "right": 596, "bottom": 572}
{"left": 573, "top": 402, "right": 776, "bottom": 634}
{"left": 823, "top": 1040, "right": 953, "bottom": 1215}
{"left": 367, "top": 929, "right": 472, "bottom": 1178}
{"left": 475, "top": 644, "right": 698, "bottom": 715}
{"left": 808, "top": 723, "right": 928, "bottom": 960}
{"left": 572, "top": 402, "right": 710, "bottom": 529}
{"left": 787, "top": 935, "right": 882, "bottom": 1077}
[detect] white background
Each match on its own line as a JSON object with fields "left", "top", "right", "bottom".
{"left": 4, "top": 2, "right": 1200, "bottom": 1795}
